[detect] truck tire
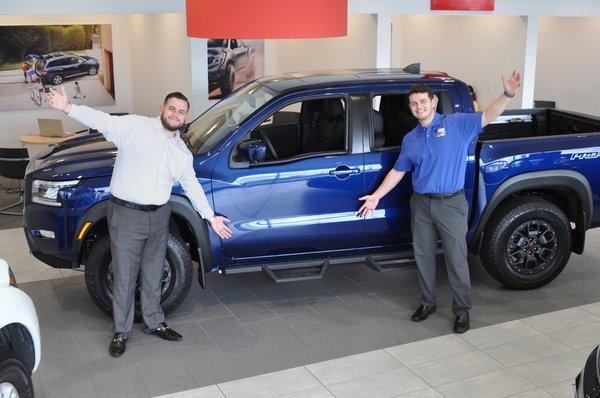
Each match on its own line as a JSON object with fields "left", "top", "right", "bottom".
{"left": 220, "top": 64, "right": 235, "bottom": 96}
{"left": 480, "top": 197, "right": 571, "bottom": 289}
{"left": 84, "top": 233, "right": 193, "bottom": 321}
{"left": 0, "top": 347, "right": 33, "bottom": 398}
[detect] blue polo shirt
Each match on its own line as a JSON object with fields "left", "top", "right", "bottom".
{"left": 394, "top": 112, "right": 483, "bottom": 194}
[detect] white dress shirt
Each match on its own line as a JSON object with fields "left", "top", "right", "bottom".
{"left": 69, "top": 104, "right": 214, "bottom": 220}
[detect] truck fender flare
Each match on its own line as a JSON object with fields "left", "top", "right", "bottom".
{"left": 75, "top": 196, "right": 212, "bottom": 287}
{"left": 469, "top": 170, "right": 592, "bottom": 253}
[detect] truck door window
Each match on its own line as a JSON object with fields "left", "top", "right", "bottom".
{"left": 371, "top": 91, "right": 452, "bottom": 150}
{"left": 234, "top": 97, "right": 347, "bottom": 164}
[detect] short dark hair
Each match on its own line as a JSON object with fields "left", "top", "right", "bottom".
{"left": 163, "top": 92, "right": 190, "bottom": 110}
{"left": 408, "top": 84, "right": 434, "bottom": 100}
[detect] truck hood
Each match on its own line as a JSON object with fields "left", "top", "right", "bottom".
{"left": 30, "top": 134, "right": 117, "bottom": 180}
{"left": 29, "top": 133, "right": 215, "bottom": 182}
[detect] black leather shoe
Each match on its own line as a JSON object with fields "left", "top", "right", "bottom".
{"left": 109, "top": 333, "right": 127, "bottom": 357}
{"left": 453, "top": 312, "right": 470, "bottom": 334}
{"left": 411, "top": 305, "right": 437, "bottom": 322}
{"left": 144, "top": 322, "right": 182, "bottom": 341}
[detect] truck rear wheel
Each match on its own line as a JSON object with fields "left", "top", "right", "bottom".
{"left": 84, "top": 233, "right": 192, "bottom": 321}
{"left": 0, "top": 347, "right": 33, "bottom": 398}
{"left": 480, "top": 197, "right": 571, "bottom": 289}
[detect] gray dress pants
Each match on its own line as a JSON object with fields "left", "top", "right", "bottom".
{"left": 107, "top": 200, "right": 170, "bottom": 335}
{"left": 410, "top": 192, "right": 472, "bottom": 315}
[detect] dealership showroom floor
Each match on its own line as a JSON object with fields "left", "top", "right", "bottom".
{"left": 1, "top": 192, "right": 600, "bottom": 398}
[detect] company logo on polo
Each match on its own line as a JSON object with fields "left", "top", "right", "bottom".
{"left": 435, "top": 127, "right": 446, "bottom": 137}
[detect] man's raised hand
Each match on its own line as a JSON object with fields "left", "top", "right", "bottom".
{"left": 47, "top": 85, "right": 70, "bottom": 113}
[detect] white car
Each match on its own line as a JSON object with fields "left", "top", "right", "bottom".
{"left": 0, "top": 259, "right": 40, "bottom": 398}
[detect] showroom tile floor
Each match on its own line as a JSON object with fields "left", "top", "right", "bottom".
{"left": 1, "top": 192, "right": 600, "bottom": 397}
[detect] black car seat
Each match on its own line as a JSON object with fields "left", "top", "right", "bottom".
{"left": 303, "top": 99, "right": 345, "bottom": 153}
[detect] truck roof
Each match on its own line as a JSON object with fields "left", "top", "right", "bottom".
{"left": 257, "top": 68, "right": 458, "bottom": 93}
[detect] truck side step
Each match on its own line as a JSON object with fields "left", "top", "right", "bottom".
{"left": 366, "top": 254, "right": 417, "bottom": 272}
{"left": 262, "top": 260, "right": 329, "bottom": 283}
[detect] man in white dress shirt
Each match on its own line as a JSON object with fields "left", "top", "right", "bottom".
{"left": 48, "top": 86, "right": 232, "bottom": 357}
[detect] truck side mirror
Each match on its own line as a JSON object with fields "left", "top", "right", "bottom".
{"left": 238, "top": 139, "right": 267, "bottom": 163}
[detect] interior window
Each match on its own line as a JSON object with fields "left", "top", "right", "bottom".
{"left": 234, "top": 97, "right": 347, "bottom": 164}
{"left": 371, "top": 91, "right": 452, "bottom": 149}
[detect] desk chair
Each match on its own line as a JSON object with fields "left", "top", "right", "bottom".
{"left": 0, "top": 148, "right": 30, "bottom": 216}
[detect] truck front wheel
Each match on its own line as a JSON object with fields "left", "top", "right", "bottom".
{"left": 480, "top": 197, "right": 571, "bottom": 289}
{"left": 84, "top": 233, "right": 192, "bottom": 321}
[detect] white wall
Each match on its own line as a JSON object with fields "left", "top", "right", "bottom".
{"left": 535, "top": 17, "right": 600, "bottom": 116}
{"left": 0, "top": 14, "right": 133, "bottom": 147}
{"left": 274, "top": 14, "right": 377, "bottom": 73}
{"left": 392, "top": 14, "right": 526, "bottom": 109}
{"left": 128, "top": 13, "right": 191, "bottom": 116}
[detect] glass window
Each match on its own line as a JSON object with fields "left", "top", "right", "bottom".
{"left": 371, "top": 91, "right": 452, "bottom": 149}
{"left": 185, "top": 81, "right": 277, "bottom": 154}
{"left": 233, "top": 97, "right": 347, "bottom": 164}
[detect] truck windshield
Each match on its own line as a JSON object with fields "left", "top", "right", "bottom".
{"left": 185, "top": 81, "right": 277, "bottom": 154}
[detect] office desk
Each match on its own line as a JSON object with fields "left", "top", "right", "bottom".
{"left": 19, "top": 131, "right": 85, "bottom": 146}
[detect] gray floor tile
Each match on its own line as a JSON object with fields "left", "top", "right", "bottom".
{"left": 386, "top": 334, "right": 476, "bottom": 366}
{"left": 244, "top": 318, "right": 311, "bottom": 356}
{"left": 326, "top": 367, "right": 429, "bottom": 397}
{"left": 306, "top": 350, "right": 403, "bottom": 385}
{"left": 135, "top": 355, "right": 196, "bottom": 397}
{"left": 39, "top": 366, "right": 98, "bottom": 398}
{"left": 263, "top": 297, "right": 324, "bottom": 328}
{"left": 436, "top": 369, "right": 537, "bottom": 398}
{"left": 218, "top": 291, "right": 277, "bottom": 324}
{"left": 407, "top": 350, "right": 504, "bottom": 386}
{"left": 459, "top": 320, "right": 543, "bottom": 349}
{"left": 548, "top": 321, "right": 600, "bottom": 350}
{"left": 183, "top": 289, "right": 233, "bottom": 322}
{"left": 397, "top": 388, "right": 445, "bottom": 397}
{"left": 91, "top": 369, "right": 151, "bottom": 398}
{"left": 511, "top": 351, "right": 586, "bottom": 387}
{"left": 542, "top": 379, "right": 576, "bottom": 398}
{"left": 507, "top": 389, "right": 554, "bottom": 398}
{"left": 155, "top": 385, "right": 225, "bottom": 398}
{"left": 522, "top": 307, "right": 600, "bottom": 333}
{"left": 482, "top": 335, "right": 573, "bottom": 367}
{"left": 276, "top": 386, "right": 334, "bottom": 398}
{"left": 307, "top": 296, "right": 373, "bottom": 329}
{"left": 292, "top": 321, "right": 363, "bottom": 359}
{"left": 199, "top": 316, "right": 259, "bottom": 352}
{"left": 218, "top": 367, "right": 322, "bottom": 398}
{"left": 179, "top": 347, "right": 242, "bottom": 387}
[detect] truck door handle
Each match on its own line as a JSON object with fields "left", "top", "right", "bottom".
{"left": 329, "top": 166, "right": 361, "bottom": 180}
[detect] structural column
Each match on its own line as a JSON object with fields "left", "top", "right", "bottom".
{"left": 376, "top": 12, "right": 393, "bottom": 69}
{"left": 522, "top": 15, "right": 539, "bottom": 108}
{"left": 189, "top": 37, "right": 210, "bottom": 116}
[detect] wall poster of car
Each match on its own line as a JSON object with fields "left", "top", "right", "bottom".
{"left": 0, "top": 24, "right": 116, "bottom": 111}
{"left": 208, "top": 38, "right": 264, "bottom": 100}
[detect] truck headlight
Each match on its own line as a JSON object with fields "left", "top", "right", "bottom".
{"left": 31, "top": 179, "right": 80, "bottom": 206}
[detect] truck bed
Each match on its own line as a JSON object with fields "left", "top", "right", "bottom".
{"left": 481, "top": 108, "right": 600, "bottom": 141}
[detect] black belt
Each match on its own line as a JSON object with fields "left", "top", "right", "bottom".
{"left": 110, "top": 196, "right": 165, "bottom": 212}
{"left": 418, "top": 189, "right": 464, "bottom": 200}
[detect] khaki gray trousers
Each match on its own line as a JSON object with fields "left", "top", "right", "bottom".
{"left": 107, "top": 200, "right": 170, "bottom": 335}
{"left": 410, "top": 192, "right": 472, "bottom": 316}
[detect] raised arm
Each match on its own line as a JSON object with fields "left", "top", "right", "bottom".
{"left": 48, "top": 85, "right": 134, "bottom": 147}
{"left": 481, "top": 71, "right": 523, "bottom": 127}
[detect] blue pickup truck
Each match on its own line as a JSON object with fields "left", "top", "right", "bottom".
{"left": 23, "top": 68, "right": 600, "bottom": 318}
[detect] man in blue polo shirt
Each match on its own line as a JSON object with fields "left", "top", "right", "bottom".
{"left": 359, "top": 71, "right": 522, "bottom": 333}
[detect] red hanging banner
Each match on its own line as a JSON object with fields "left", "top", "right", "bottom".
{"left": 431, "top": 0, "right": 494, "bottom": 11}
{"left": 186, "top": 0, "right": 348, "bottom": 39}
